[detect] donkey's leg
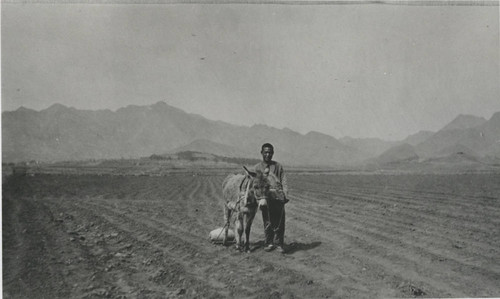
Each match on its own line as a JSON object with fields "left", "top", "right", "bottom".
{"left": 234, "top": 214, "right": 243, "bottom": 251}
{"left": 223, "top": 206, "right": 232, "bottom": 246}
{"left": 243, "top": 211, "right": 256, "bottom": 253}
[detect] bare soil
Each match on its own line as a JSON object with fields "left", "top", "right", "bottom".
{"left": 3, "top": 172, "right": 500, "bottom": 298}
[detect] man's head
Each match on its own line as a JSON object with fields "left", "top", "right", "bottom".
{"left": 261, "top": 143, "right": 274, "bottom": 163}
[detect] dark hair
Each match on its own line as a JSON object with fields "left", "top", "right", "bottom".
{"left": 261, "top": 143, "right": 274, "bottom": 152}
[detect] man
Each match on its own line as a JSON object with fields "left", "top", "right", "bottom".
{"left": 254, "top": 143, "right": 289, "bottom": 253}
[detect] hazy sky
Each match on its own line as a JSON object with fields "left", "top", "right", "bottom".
{"left": 2, "top": 3, "right": 499, "bottom": 140}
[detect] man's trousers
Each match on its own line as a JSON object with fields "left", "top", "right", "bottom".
{"left": 261, "top": 199, "right": 285, "bottom": 246}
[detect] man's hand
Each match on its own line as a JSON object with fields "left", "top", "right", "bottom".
{"left": 276, "top": 190, "right": 289, "bottom": 204}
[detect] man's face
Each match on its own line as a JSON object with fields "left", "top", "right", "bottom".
{"left": 261, "top": 147, "right": 274, "bottom": 163}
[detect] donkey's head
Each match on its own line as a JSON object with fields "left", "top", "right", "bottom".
{"left": 243, "top": 166, "right": 276, "bottom": 208}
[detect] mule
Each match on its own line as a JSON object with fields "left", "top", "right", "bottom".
{"left": 222, "top": 166, "right": 279, "bottom": 252}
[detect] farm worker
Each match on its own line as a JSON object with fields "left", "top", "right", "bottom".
{"left": 254, "top": 143, "right": 289, "bottom": 253}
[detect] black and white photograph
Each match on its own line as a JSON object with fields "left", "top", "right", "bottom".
{"left": 2, "top": 0, "right": 499, "bottom": 298}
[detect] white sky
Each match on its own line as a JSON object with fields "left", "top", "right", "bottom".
{"left": 2, "top": 3, "right": 499, "bottom": 140}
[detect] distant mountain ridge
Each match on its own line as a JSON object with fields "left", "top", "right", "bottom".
{"left": 439, "top": 114, "right": 486, "bottom": 132}
{"left": 3, "top": 102, "right": 500, "bottom": 168}
{"left": 401, "top": 131, "right": 435, "bottom": 146}
{"left": 2, "top": 102, "right": 362, "bottom": 166}
{"left": 368, "top": 143, "right": 419, "bottom": 165}
{"left": 339, "top": 136, "right": 398, "bottom": 159}
{"left": 414, "top": 113, "right": 500, "bottom": 158}
{"left": 370, "top": 113, "right": 500, "bottom": 166}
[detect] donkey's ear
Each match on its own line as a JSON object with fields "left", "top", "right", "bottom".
{"left": 243, "top": 166, "right": 257, "bottom": 177}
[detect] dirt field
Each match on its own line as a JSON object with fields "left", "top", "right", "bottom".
{"left": 3, "top": 172, "right": 500, "bottom": 298}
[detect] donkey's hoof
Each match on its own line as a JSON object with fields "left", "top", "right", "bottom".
{"left": 234, "top": 245, "right": 242, "bottom": 252}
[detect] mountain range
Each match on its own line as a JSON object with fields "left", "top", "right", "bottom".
{"left": 3, "top": 102, "right": 500, "bottom": 167}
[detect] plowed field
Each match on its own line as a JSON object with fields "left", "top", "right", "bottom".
{"left": 3, "top": 172, "right": 500, "bottom": 298}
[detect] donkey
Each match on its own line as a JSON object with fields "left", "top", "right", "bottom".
{"left": 222, "top": 166, "right": 279, "bottom": 252}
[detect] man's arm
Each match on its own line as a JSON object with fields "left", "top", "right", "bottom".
{"left": 276, "top": 163, "right": 289, "bottom": 203}
{"left": 281, "top": 172, "right": 289, "bottom": 198}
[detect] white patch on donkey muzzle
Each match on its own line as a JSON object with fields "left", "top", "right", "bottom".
{"left": 258, "top": 198, "right": 267, "bottom": 208}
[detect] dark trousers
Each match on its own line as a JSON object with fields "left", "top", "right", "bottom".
{"left": 261, "top": 199, "right": 285, "bottom": 246}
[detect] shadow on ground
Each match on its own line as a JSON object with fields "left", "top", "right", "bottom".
{"left": 250, "top": 240, "right": 321, "bottom": 254}
{"left": 284, "top": 241, "right": 322, "bottom": 254}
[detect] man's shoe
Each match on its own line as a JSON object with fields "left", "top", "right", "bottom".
{"left": 264, "top": 244, "right": 276, "bottom": 252}
{"left": 276, "top": 245, "right": 286, "bottom": 254}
